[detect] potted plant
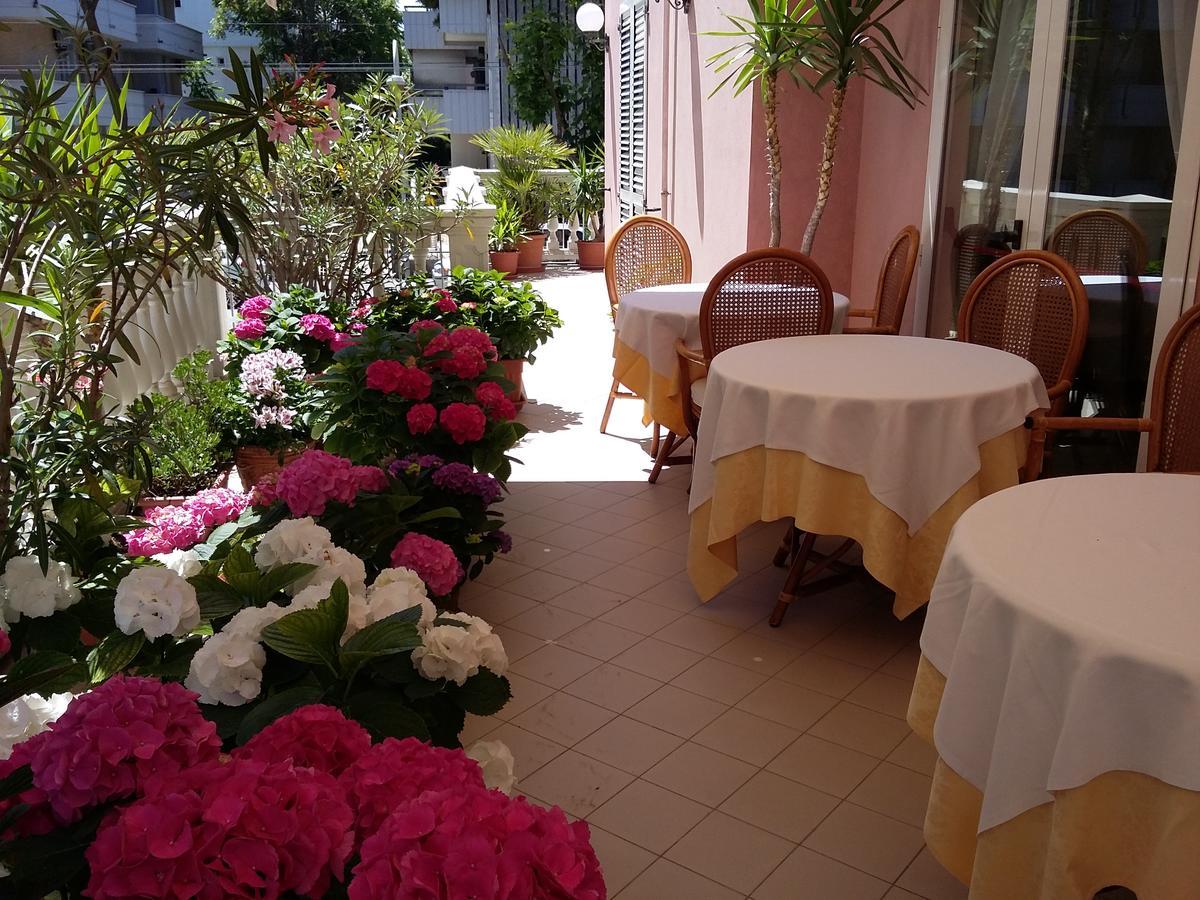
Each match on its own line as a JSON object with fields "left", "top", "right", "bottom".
{"left": 472, "top": 125, "right": 573, "bottom": 273}
{"left": 471, "top": 278, "right": 563, "bottom": 409}
{"left": 131, "top": 394, "right": 228, "bottom": 510}
{"left": 488, "top": 200, "right": 523, "bottom": 278}
{"left": 567, "top": 150, "right": 606, "bottom": 270}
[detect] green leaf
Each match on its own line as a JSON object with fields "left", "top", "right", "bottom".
{"left": 234, "top": 683, "right": 326, "bottom": 746}
{"left": 0, "top": 289, "right": 59, "bottom": 322}
{"left": 86, "top": 631, "right": 145, "bottom": 683}
{"left": 261, "top": 582, "right": 349, "bottom": 671}
{"left": 255, "top": 563, "right": 320, "bottom": 600}
{"left": 224, "top": 545, "right": 258, "bottom": 576}
{"left": 344, "top": 690, "right": 431, "bottom": 742}
{"left": 0, "top": 652, "right": 87, "bottom": 706}
{"left": 450, "top": 669, "right": 511, "bottom": 716}
{"left": 191, "top": 574, "right": 248, "bottom": 620}
{"left": 339, "top": 611, "right": 422, "bottom": 670}
{"left": 190, "top": 521, "right": 240, "bottom": 560}
{"left": 0, "top": 764, "right": 33, "bottom": 804}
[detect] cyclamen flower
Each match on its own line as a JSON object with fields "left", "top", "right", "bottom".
{"left": 114, "top": 566, "right": 201, "bottom": 639}
{"left": 364, "top": 359, "right": 432, "bottom": 399}
{"left": 239, "top": 349, "right": 305, "bottom": 399}
{"left": 183, "top": 487, "right": 248, "bottom": 528}
{"left": 234, "top": 704, "right": 370, "bottom": 777}
{"left": 0, "top": 557, "right": 81, "bottom": 622}
{"left": 30, "top": 677, "right": 221, "bottom": 822}
{"left": 232, "top": 316, "right": 267, "bottom": 340}
{"left": 476, "top": 380, "right": 518, "bottom": 421}
{"left": 300, "top": 313, "right": 336, "bottom": 342}
{"left": 390, "top": 532, "right": 463, "bottom": 597}
{"left": 439, "top": 402, "right": 487, "bottom": 444}
{"left": 406, "top": 403, "right": 437, "bottom": 434}
{"left": 239, "top": 295, "right": 272, "bottom": 319}
{"left": 413, "top": 611, "right": 507, "bottom": 685}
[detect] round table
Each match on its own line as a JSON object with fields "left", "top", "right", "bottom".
{"left": 686, "top": 335, "right": 1049, "bottom": 617}
{"left": 612, "top": 282, "right": 850, "bottom": 436}
{"left": 910, "top": 473, "right": 1200, "bottom": 899}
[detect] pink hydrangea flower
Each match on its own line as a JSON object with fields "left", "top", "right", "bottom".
{"left": 30, "top": 676, "right": 221, "bottom": 822}
{"left": 449, "top": 326, "right": 498, "bottom": 359}
{"left": 0, "top": 629, "right": 9, "bottom": 659}
{"left": 439, "top": 402, "right": 487, "bottom": 444}
{"left": 239, "top": 295, "right": 272, "bottom": 319}
{"left": 365, "top": 359, "right": 432, "bottom": 399}
{"left": 0, "top": 732, "right": 57, "bottom": 839}
{"left": 406, "top": 403, "right": 437, "bottom": 435}
{"left": 435, "top": 290, "right": 457, "bottom": 314}
{"left": 438, "top": 345, "right": 488, "bottom": 379}
{"left": 274, "top": 449, "right": 361, "bottom": 516}
{"left": 232, "top": 317, "right": 267, "bottom": 340}
{"left": 475, "top": 381, "right": 517, "bottom": 421}
{"left": 421, "top": 332, "right": 453, "bottom": 359}
{"left": 183, "top": 488, "right": 248, "bottom": 528}
{"left": 408, "top": 319, "right": 444, "bottom": 335}
{"left": 126, "top": 506, "right": 207, "bottom": 556}
{"left": 331, "top": 332, "right": 358, "bottom": 352}
{"left": 389, "top": 532, "right": 463, "bottom": 597}
{"left": 234, "top": 705, "right": 371, "bottom": 777}
{"left": 250, "top": 472, "right": 280, "bottom": 508}
{"left": 300, "top": 313, "right": 336, "bottom": 343}
{"left": 351, "top": 465, "right": 389, "bottom": 494}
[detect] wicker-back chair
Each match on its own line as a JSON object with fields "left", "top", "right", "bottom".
{"left": 1026, "top": 302, "right": 1200, "bottom": 478}
{"left": 1048, "top": 209, "right": 1148, "bottom": 276}
{"left": 845, "top": 225, "right": 920, "bottom": 335}
{"left": 601, "top": 216, "right": 693, "bottom": 436}
{"left": 957, "top": 250, "right": 1089, "bottom": 411}
{"left": 953, "top": 223, "right": 1008, "bottom": 313}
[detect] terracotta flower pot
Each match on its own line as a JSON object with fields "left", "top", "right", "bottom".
{"left": 139, "top": 496, "right": 188, "bottom": 514}
{"left": 489, "top": 249, "right": 519, "bottom": 280}
{"left": 576, "top": 239, "right": 605, "bottom": 271}
{"left": 234, "top": 445, "right": 304, "bottom": 490}
{"left": 516, "top": 233, "right": 547, "bottom": 274}
{"left": 500, "top": 358, "right": 526, "bottom": 412}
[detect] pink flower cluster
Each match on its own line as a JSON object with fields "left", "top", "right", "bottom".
{"left": 239, "top": 295, "right": 273, "bottom": 319}
{"left": 422, "top": 327, "right": 498, "bottom": 381}
{"left": 273, "top": 449, "right": 390, "bottom": 517}
{"left": 126, "top": 490, "right": 249, "bottom": 555}
{"left": 349, "top": 787, "right": 605, "bottom": 900}
{"left": 29, "top": 677, "right": 221, "bottom": 822}
{"left": 476, "top": 381, "right": 517, "bottom": 422}
{"left": 440, "top": 402, "right": 487, "bottom": 444}
{"left": 184, "top": 487, "right": 249, "bottom": 528}
{"left": 233, "top": 316, "right": 267, "bottom": 340}
{"left": 366, "top": 359, "right": 432, "bottom": 399}
{"left": 235, "top": 704, "right": 371, "bottom": 777}
{"left": 390, "top": 532, "right": 464, "bottom": 597}
{"left": 301, "top": 313, "right": 337, "bottom": 343}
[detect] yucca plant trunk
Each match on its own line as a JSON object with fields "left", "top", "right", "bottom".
{"left": 763, "top": 71, "right": 783, "bottom": 248}
{"left": 801, "top": 86, "right": 847, "bottom": 256}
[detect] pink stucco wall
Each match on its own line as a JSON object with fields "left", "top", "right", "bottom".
{"left": 605, "top": 0, "right": 941, "bottom": 331}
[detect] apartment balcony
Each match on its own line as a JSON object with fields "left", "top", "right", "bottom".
{"left": 0, "top": 0, "right": 138, "bottom": 42}
{"left": 417, "top": 86, "right": 489, "bottom": 135}
{"left": 403, "top": 0, "right": 485, "bottom": 50}
{"left": 133, "top": 14, "right": 203, "bottom": 58}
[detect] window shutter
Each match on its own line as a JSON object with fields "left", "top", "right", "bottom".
{"left": 618, "top": 0, "right": 647, "bottom": 220}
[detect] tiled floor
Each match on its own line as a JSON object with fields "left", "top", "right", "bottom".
{"left": 462, "top": 269, "right": 966, "bottom": 900}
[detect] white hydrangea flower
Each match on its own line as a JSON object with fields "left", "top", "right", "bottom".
{"left": 365, "top": 567, "right": 436, "bottom": 630}
{"left": 185, "top": 631, "right": 266, "bottom": 706}
{"left": 0, "top": 692, "right": 73, "bottom": 761}
{"left": 0, "top": 556, "right": 81, "bottom": 623}
{"left": 224, "top": 602, "right": 289, "bottom": 641}
{"left": 292, "top": 546, "right": 367, "bottom": 597}
{"left": 152, "top": 548, "right": 203, "bottom": 579}
{"left": 467, "top": 739, "right": 516, "bottom": 795}
{"left": 413, "top": 612, "right": 509, "bottom": 685}
{"left": 253, "top": 517, "right": 335, "bottom": 573}
{"left": 114, "top": 567, "right": 201, "bottom": 640}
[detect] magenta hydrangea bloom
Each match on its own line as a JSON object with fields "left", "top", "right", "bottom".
{"left": 232, "top": 317, "right": 267, "bottom": 340}
{"left": 437, "top": 345, "right": 488, "bottom": 379}
{"left": 274, "top": 449, "right": 361, "bottom": 516}
{"left": 352, "top": 465, "right": 389, "bottom": 494}
{"left": 389, "top": 532, "right": 463, "bottom": 597}
{"left": 234, "top": 704, "right": 371, "bottom": 778}
{"left": 331, "top": 332, "right": 358, "bottom": 352}
{"left": 448, "top": 326, "right": 498, "bottom": 359}
{"left": 300, "top": 313, "right": 337, "bottom": 343}
{"left": 476, "top": 381, "right": 517, "bottom": 422}
{"left": 126, "top": 506, "right": 206, "bottom": 556}
{"left": 406, "top": 403, "right": 437, "bottom": 435}
{"left": 30, "top": 676, "right": 221, "bottom": 822}
{"left": 239, "top": 295, "right": 273, "bottom": 319}
{"left": 439, "top": 402, "right": 487, "bottom": 444}
{"left": 0, "top": 732, "right": 58, "bottom": 839}
{"left": 182, "top": 487, "right": 248, "bottom": 528}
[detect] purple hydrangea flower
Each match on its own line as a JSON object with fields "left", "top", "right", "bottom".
{"left": 467, "top": 473, "right": 502, "bottom": 505}
{"left": 495, "top": 531, "right": 513, "bottom": 554}
{"left": 431, "top": 462, "right": 475, "bottom": 493}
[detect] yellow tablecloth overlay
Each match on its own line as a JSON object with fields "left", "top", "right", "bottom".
{"left": 686, "top": 427, "right": 1028, "bottom": 618}
{"left": 613, "top": 337, "right": 688, "bottom": 437}
{"left": 909, "top": 656, "right": 1200, "bottom": 899}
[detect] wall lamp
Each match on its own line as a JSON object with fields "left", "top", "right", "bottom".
{"left": 575, "top": 3, "right": 608, "bottom": 49}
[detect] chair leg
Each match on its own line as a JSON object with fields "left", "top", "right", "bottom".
{"left": 651, "top": 422, "right": 661, "bottom": 457}
{"left": 647, "top": 431, "right": 678, "bottom": 484}
{"left": 600, "top": 376, "right": 619, "bottom": 434}
{"left": 772, "top": 522, "right": 797, "bottom": 567}
{"left": 770, "top": 536, "right": 858, "bottom": 627}
{"left": 771, "top": 532, "right": 817, "bottom": 626}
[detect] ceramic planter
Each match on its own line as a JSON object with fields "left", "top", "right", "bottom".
{"left": 516, "top": 232, "right": 547, "bottom": 274}
{"left": 234, "top": 446, "right": 304, "bottom": 490}
{"left": 489, "top": 249, "right": 519, "bottom": 280}
{"left": 576, "top": 239, "right": 605, "bottom": 270}
{"left": 499, "top": 358, "right": 526, "bottom": 412}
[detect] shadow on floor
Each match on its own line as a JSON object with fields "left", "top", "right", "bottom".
{"left": 520, "top": 400, "right": 584, "bottom": 434}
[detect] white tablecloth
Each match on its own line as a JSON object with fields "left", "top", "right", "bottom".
{"left": 616, "top": 282, "right": 850, "bottom": 383}
{"left": 921, "top": 473, "right": 1200, "bottom": 831}
{"left": 688, "top": 335, "right": 1049, "bottom": 532}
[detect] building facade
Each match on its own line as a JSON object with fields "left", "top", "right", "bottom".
{"left": 173, "top": 0, "right": 259, "bottom": 97}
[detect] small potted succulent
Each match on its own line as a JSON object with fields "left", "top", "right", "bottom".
{"left": 568, "top": 150, "right": 606, "bottom": 270}
{"left": 488, "top": 201, "right": 523, "bottom": 279}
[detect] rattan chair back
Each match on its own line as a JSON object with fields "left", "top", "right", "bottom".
{"left": 1148, "top": 302, "right": 1200, "bottom": 473}
{"left": 699, "top": 249, "right": 834, "bottom": 361}
{"left": 1048, "top": 209, "right": 1148, "bottom": 276}
{"left": 872, "top": 225, "right": 920, "bottom": 334}
{"left": 953, "top": 223, "right": 1006, "bottom": 309}
{"left": 958, "top": 250, "right": 1090, "bottom": 402}
{"left": 604, "top": 216, "right": 693, "bottom": 312}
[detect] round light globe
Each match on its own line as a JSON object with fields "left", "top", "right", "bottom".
{"left": 576, "top": 2, "right": 605, "bottom": 33}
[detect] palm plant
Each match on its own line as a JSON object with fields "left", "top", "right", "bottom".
{"left": 472, "top": 125, "right": 573, "bottom": 234}
{"left": 567, "top": 150, "right": 606, "bottom": 242}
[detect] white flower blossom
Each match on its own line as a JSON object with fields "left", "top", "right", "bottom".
{"left": 114, "top": 567, "right": 201, "bottom": 639}
{"left": 0, "top": 692, "right": 73, "bottom": 760}
{"left": 224, "top": 602, "right": 290, "bottom": 641}
{"left": 186, "top": 631, "right": 267, "bottom": 706}
{"left": 365, "top": 567, "right": 435, "bottom": 630}
{"left": 253, "top": 518, "right": 335, "bottom": 574}
{"left": 467, "top": 739, "right": 515, "bottom": 795}
{"left": 413, "top": 612, "right": 509, "bottom": 685}
{"left": 152, "top": 548, "right": 203, "bottom": 579}
{"left": 0, "top": 556, "right": 82, "bottom": 623}
{"left": 295, "top": 546, "right": 366, "bottom": 597}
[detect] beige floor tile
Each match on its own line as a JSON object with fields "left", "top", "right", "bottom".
{"left": 539, "top": 499, "right": 602, "bottom": 525}
{"left": 502, "top": 540, "right": 573, "bottom": 572}
{"left": 457, "top": 588, "right": 540, "bottom": 624}
{"left": 564, "top": 663, "right": 663, "bottom": 712}
{"left": 586, "top": 535, "right": 650, "bottom": 562}
{"left": 667, "top": 810, "right": 795, "bottom": 894}
{"left": 503, "top": 513, "right": 562, "bottom": 540}
{"left": 711, "top": 632, "right": 801, "bottom": 676}
{"left": 735, "top": 678, "right": 838, "bottom": 731}
{"left": 720, "top": 770, "right": 839, "bottom": 843}
{"left": 459, "top": 713, "right": 497, "bottom": 746}
{"left": 672, "top": 657, "right": 768, "bottom": 705}
{"left": 541, "top": 551, "right": 617, "bottom": 581}
{"left": 549, "top": 583, "right": 628, "bottom": 617}
{"left": 540, "top": 523, "right": 610, "bottom": 553}
{"left": 809, "top": 702, "right": 912, "bottom": 759}
{"left": 616, "top": 858, "right": 743, "bottom": 900}
{"left": 510, "top": 643, "right": 602, "bottom": 689}
{"left": 519, "top": 749, "right": 634, "bottom": 818}
{"left": 590, "top": 566, "right": 668, "bottom": 597}
{"left": 896, "top": 848, "right": 969, "bottom": 900}
{"left": 847, "top": 671, "right": 918, "bottom": 719}
{"left": 693, "top": 708, "right": 800, "bottom": 767}
{"left": 887, "top": 732, "right": 938, "bottom": 777}
{"left": 570, "top": 487, "right": 628, "bottom": 510}
{"left": 637, "top": 576, "right": 704, "bottom": 613}
{"left": 579, "top": 510, "right": 645, "bottom": 536}
{"left": 812, "top": 618, "right": 912, "bottom": 669}
{"left": 767, "top": 734, "right": 880, "bottom": 798}
{"left": 499, "top": 673, "right": 556, "bottom": 719}
{"left": 626, "top": 547, "right": 688, "bottom": 577}
{"left": 558, "top": 620, "right": 645, "bottom": 661}
{"left": 848, "top": 762, "right": 933, "bottom": 829}
{"left": 803, "top": 802, "right": 924, "bottom": 881}
{"left": 600, "top": 598, "right": 684, "bottom": 634}
{"left": 503, "top": 568, "right": 579, "bottom": 601}
{"left": 626, "top": 684, "right": 728, "bottom": 738}
{"left": 644, "top": 742, "right": 757, "bottom": 807}
{"left": 753, "top": 846, "right": 889, "bottom": 900}
{"left": 880, "top": 640, "right": 922, "bottom": 681}
{"left": 506, "top": 603, "right": 591, "bottom": 640}
{"left": 588, "top": 779, "right": 709, "bottom": 853}
{"left": 482, "top": 722, "right": 566, "bottom": 780}
{"left": 576, "top": 715, "right": 684, "bottom": 775}
{"left": 611, "top": 637, "right": 705, "bottom": 681}
{"left": 512, "top": 692, "right": 616, "bottom": 746}
{"left": 884, "top": 888, "right": 924, "bottom": 900}
{"left": 655, "top": 614, "right": 741, "bottom": 654}
{"left": 587, "top": 827, "right": 656, "bottom": 895}
{"left": 690, "top": 592, "right": 774, "bottom": 631}
{"left": 657, "top": 531, "right": 690, "bottom": 554}
{"left": 475, "top": 558, "right": 534, "bottom": 587}
{"left": 491, "top": 625, "right": 548, "bottom": 663}
{"left": 776, "top": 652, "right": 874, "bottom": 698}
